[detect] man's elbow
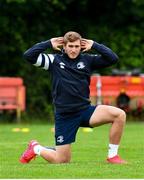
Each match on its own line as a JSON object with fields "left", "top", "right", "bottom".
{"left": 23, "top": 50, "right": 30, "bottom": 60}
{"left": 112, "top": 53, "right": 119, "bottom": 63}
{"left": 23, "top": 50, "right": 35, "bottom": 62}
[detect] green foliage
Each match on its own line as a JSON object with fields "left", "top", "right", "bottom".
{"left": 0, "top": 0, "right": 144, "bottom": 117}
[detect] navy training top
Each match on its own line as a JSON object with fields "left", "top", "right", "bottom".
{"left": 23, "top": 40, "right": 118, "bottom": 114}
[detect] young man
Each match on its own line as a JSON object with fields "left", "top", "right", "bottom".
{"left": 20, "top": 31, "right": 127, "bottom": 164}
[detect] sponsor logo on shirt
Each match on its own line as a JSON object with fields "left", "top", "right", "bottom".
{"left": 59, "top": 62, "right": 65, "bottom": 69}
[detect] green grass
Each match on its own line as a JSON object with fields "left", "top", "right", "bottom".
{"left": 0, "top": 122, "right": 144, "bottom": 178}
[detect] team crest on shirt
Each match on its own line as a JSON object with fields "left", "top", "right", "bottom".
{"left": 77, "top": 62, "right": 85, "bottom": 69}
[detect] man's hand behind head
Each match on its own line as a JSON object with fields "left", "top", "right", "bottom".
{"left": 50, "top": 37, "right": 64, "bottom": 51}
{"left": 81, "top": 39, "right": 94, "bottom": 52}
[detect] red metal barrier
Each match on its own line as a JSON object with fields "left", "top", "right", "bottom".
{"left": 0, "top": 77, "right": 26, "bottom": 122}
{"left": 89, "top": 75, "right": 144, "bottom": 112}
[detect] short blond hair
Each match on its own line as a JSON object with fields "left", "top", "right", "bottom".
{"left": 63, "top": 31, "right": 82, "bottom": 44}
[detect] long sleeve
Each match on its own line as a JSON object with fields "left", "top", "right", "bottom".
{"left": 23, "top": 40, "right": 52, "bottom": 63}
{"left": 23, "top": 40, "right": 55, "bottom": 70}
{"left": 90, "top": 42, "right": 119, "bottom": 69}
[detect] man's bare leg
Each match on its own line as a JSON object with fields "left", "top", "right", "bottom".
{"left": 39, "top": 144, "right": 71, "bottom": 163}
{"left": 89, "top": 105, "right": 127, "bottom": 164}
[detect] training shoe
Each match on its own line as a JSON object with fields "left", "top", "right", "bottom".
{"left": 107, "top": 155, "right": 127, "bottom": 164}
{"left": 19, "top": 140, "right": 39, "bottom": 163}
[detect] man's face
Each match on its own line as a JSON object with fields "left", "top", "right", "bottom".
{"left": 63, "top": 39, "right": 81, "bottom": 59}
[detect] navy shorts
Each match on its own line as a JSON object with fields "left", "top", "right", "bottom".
{"left": 54, "top": 105, "right": 96, "bottom": 146}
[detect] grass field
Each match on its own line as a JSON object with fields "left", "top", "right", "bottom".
{"left": 0, "top": 121, "right": 144, "bottom": 179}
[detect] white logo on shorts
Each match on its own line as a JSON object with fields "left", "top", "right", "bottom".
{"left": 57, "top": 135, "right": 64, "bottom": 143}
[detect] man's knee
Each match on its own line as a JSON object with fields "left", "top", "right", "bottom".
{"left": 55, "top": 144, "right": 71, "bottom": 163}
{"left": 57, "top": 156, "right": 71, "bottom": 163}
{"left": 117, "top": 109, "right": 126, "bottom": 123}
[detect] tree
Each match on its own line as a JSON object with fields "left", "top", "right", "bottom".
{"left": 0, "top": 0, "right": 144, "bottom": 117}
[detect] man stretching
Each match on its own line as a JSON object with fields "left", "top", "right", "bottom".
{"left": 20, "top": 31, "right": 127, "bottom": 164}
